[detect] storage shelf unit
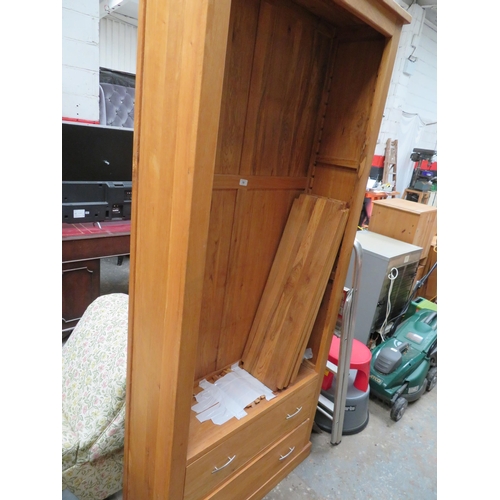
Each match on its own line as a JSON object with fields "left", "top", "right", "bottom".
{"left": 123, "top": 1, "right": 412, "bottom": 498}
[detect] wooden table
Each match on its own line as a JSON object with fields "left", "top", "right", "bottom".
{"left": 62, "top": 220, "right": 131, "bottom": 339}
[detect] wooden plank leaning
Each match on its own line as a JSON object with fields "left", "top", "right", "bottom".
{"left": 241, "top": 194, "right": 348, "bottom": 391}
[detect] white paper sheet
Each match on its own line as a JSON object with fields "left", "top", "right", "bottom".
{"left": 192, "top": 364, "right": 276, "bottom": 425}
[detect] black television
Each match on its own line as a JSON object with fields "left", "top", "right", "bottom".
{"left": 62, "top": 122, "right": 133, "bottom": 224}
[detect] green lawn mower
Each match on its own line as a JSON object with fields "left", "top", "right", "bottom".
{"left": 369, "top": 263, "right": 437, "bottom": 422}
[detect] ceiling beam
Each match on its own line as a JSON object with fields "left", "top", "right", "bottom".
{"left": 99, "top": 0, "right": 131, "bottom": 19}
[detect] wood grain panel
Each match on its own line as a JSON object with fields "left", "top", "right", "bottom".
{"left": 306, "top": 279, "right": 333, "bottom": 366}
{"left": 240, "top": 0, "right": 334, "bottom": 177}
{"left": 295, "top": 0, "right": 411, "bottom": 37}
{"left": 244, "top": 443, "right": 312, "bottom": 500}
{"left": 242, "top": 195, "right": 313, "bottom": 368}
{"left": 215, "top": 188, "right": 300, "bottom": 371}
{"left": 281, "top": 201, "right": 348, "bottom": 388}
{"left": 317, "top": 38, "right": 384, "bottom": 169}
{"left": 310, "top": 163, "right": 358, "bottom": 202}
{"left": 215, "top": 0, "right": 261, "bottom": 175}
{"left": 184, "top": 372, "right": 315, "bottom": 500}
{"left": 334, "top": 0, "right": 411, "bottom": 37}
{"left": 196, "top": 190, "right": 238, "bottom": 379}
{"left": 368, "top": 198, "right": 437, "bottom": 260}
{"left": 124, "top": 1, "right": 232, "bottom": 498}
{"left": 293, "top": 0, "right": 364, "bottom": 27}
{"left": 206, "top": 420, "right": 311, "bottom": 500}
{"left": 187, "top": 362, "right": 316, "bottom": 463}
{"left": 242, "top": 195, "right": 348, "bottom": 390}
{"left": 336, "top": 23, "right": 383, "bottom": 42}
{"left": 213, "top": 174, "right": 308, "bottom": 191}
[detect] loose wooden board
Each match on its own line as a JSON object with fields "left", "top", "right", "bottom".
{"left": 242, "top": 194, "right": 348, "bottom": 390}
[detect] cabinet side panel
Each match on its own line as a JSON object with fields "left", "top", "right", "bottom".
{"left": 124, "top": 0, "right": 232, "bottom": 498}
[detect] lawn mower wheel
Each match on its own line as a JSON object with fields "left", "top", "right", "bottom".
{"left": 426, "top": 368, "right": 437, "bottom": 392}
{"left": 390, "top": 397, "right": 408, "bottom": 422}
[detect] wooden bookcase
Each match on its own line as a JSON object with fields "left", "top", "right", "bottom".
{"left": 123, "top": 1, "right": 411, "bottom": 498}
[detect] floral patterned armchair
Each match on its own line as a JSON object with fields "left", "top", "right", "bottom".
{"left": 62, "top": 293, "right": 129, "bottom": 500}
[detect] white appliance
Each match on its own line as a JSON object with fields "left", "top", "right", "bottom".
{"left": 345, "top": 230, "right": 422, "bottom": 345}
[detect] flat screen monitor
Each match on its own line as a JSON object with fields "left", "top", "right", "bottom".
{"left": 62, "top": 122, "right": 133, "bottom": 182}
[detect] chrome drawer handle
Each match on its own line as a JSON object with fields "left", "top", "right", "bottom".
{"left": 212, "top": 455, "right": 236, "bottom": 474}
{"left": 286, "top": 406, "right": 302, "bottom": 419}
{"left": 279, "top": 447, "right": 295, "bottom": 461}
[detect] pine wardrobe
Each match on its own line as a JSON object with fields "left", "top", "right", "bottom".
{"left": 123, "top": 0, "right": 411, "bottom": 498}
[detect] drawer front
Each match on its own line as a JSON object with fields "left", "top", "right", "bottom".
{"left": 207, "top": 419, "right": 311, "bottom": 500}
{"left": 184, "top": 377, "right": 317, "bottom": 500}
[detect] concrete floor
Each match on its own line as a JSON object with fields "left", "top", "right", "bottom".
{"left": 263, "top": 388, "right": 437, "bottom": 500}
{"left": 64, "top": 257, "right": 437, "bottom": 499}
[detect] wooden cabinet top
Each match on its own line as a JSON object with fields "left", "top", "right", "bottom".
{"left": 372, "top": 197, "right": 437, "bottom": 214}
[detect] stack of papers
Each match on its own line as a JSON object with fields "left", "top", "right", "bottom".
{"left": 191, "top": 363, "right": 276, "bottom": 425}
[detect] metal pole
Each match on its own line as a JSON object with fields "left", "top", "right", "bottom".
{"left": 330, "top": 239, "right": 363, "bottom": 445}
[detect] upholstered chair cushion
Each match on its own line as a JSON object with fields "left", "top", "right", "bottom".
{"left": 62, "top": 293, "right": 128, "bottom": 500}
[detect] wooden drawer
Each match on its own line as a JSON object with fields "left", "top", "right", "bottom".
{"left": 206, "top": 419, "right": 311, "bottom": 500}
{"left": 184, "top": 376, "right": 317, "bottom": 500}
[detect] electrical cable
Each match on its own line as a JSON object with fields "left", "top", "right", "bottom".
{"left": 379, "top": 267, "right": 398, "bottom": 342}
{"left": 388, "top": 261, "right": 437, "bottom": 336}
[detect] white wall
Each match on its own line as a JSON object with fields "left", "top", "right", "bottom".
{"left": 99, "top": 17, "right": 138, "bottom": 74}
{"left": 377, "top": 4, "right": 437, "bottom": 152}
{"left": 62, "top": 1, "right": 138, "bottom": 122}
{"left": 375, "top": 3, "right": 437, "bottom": 194}
{"left": 62, "top": 0, "right": 100, "bottom": 122}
